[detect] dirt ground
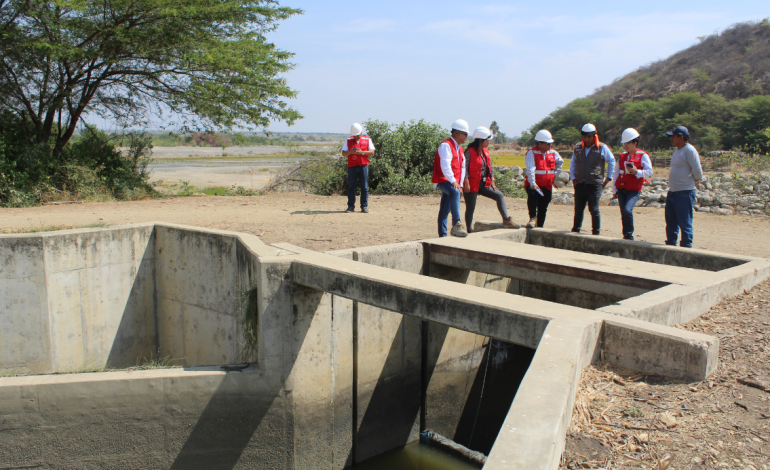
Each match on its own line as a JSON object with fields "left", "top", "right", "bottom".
{"left": 1, "top": 191, "right": 768, "bottom": 258}
{"left": 562, "top": 279, "right": 770, "bottom": 470}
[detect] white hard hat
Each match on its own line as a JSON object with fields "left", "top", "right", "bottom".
{"left": 350, "top": 123, "right": 363, "bottom": 136}
{"left": 581, "top": 123, "right": 597, "bottom": 134}
{"left": 621, "top": 128, "right": 641, "bottom": 144}
{"left": 472, "top": 126, "right": 492, "bottom": 140}
{"left": 534, "top": 129, "right": 554, "bottom": 143}
{"left": 451, "top": 119, "right": 470, "bottom": 134}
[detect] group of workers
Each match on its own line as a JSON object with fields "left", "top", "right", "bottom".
{"left": 343, "top": 120, "right": 703, "bottom": 248}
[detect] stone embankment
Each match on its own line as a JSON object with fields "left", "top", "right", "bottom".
{"left": 496, "top": 166, "right": 769, "bottom": 217}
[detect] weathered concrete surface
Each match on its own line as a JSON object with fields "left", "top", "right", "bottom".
{"left": 290, "top": 251, "right": 718, "bottom": 379}
{"left": 460, "top": 226, "right": 770, "bottom": 326}
{"left": 291, "top": 251, "right": 552, "bottom": 348}
{"left": 0, "top": 366, "right": 291, "bottom": 469}
{"left": 0, "top": 225, "right": 156, "bottom": 373}
{"left": 350, "top": 243, "right": 423, "bottom": 462}
{"left": 2, "top": 223, "right": 755, "bottom": 470}
{"left": 484, "top": 317, "right": 602, "bottom": 470}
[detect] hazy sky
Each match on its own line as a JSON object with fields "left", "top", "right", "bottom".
{"left": 260, "top": 0, "right": 768, "bottom": 136}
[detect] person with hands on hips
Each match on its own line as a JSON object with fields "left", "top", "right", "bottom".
{"left": 569, "top": 123, "right": 615, "bottom": 235}
{"left": 342, "top": 122, "right": 375, "bottom": 213}
{"left": 524, "top": 129, "right": 563, "bottom": 228}
{"left": 462, "top": 126, "right": 519, "bottom": 232}
{"left": 611, "top": 128, "right": 653, "bottom": 240}
{"left": 432, "top": 119, "right": 469, "bottom": 237}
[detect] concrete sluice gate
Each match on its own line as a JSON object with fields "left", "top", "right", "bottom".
{"left": 2, "top": 222, "right": 769, "bottom": 469}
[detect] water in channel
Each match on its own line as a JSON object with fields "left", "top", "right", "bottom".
{"left": 353, "top": 443, "right": 481, "bottom": 470}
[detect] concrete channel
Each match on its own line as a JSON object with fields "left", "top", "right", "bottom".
{"left": 1, "top": 222, "right": 768, "bottom": 469}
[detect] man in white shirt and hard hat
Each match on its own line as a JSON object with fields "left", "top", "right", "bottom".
{"left": 569, "top": 123, "right": 615, "bottom": 235}
{"left": 342, "top": 123, "right": 375, "bottom": 213}
{"left": 524, "top": 129, "right": 564, "bottom": 228}
{"left": 432, "top": 119, "right": 469, "bottom": 237}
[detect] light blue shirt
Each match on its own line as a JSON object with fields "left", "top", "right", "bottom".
{"left": 569, "top": 144, "right": 616, "bottom": 182}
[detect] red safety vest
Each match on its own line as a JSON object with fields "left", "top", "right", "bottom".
{"left": 346, "top": 136, "right": 371, "bottom": 167}
{"left": 614, "top": 150, "right": 648, "bottom": 192}
{"left": 466, "top": 147, "right": 492, "bottom": 193}
{"left": 432, "top": 138, "right": 463, "bottom": 184}
{"left": 524, "top": 147, "right": 557, "bottom": 190}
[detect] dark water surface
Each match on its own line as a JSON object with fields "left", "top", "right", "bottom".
{"left": 353, "top": 443, "right": 481, "bottom": 470}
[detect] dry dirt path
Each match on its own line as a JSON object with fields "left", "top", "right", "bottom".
{"left": 1, "top": 192, "right": 768, "bottom": 258}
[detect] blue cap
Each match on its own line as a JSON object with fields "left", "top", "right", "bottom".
{"left": 666, "top": 126, "right": 690, "bottom": 138}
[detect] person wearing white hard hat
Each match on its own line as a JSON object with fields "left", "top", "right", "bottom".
{"left": 612, "top": 128, "right": 653, "bottom": 240}
{"left": 342, "top": 123, "right": 376, "bottom": 213}
{"left": 462, "top": 126, "right": 519, "bottom": 231}
{"left": 432, "top": 119, "right": 469, "bottom": 237}
{"left": 569, "top": 123, "right": 615, "bottom": 235}
{"left": 524, "top": 130, "right": 564, "bottom": 228}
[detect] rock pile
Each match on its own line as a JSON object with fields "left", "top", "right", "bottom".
{"left": 494, "top": 167, "right": 769, "bottom": 217}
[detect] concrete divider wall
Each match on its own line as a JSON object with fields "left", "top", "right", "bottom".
{"left": 0, "top": 225, "right": 156, "bottom": 373}
{"left": 523, "top": 229, "right": 748, "bottom": 271}
{"left": 351, "top": 242, "right": 423, "bottom": 462}
{"left": 155, "top": 225, "right": 242, "bottom": 366}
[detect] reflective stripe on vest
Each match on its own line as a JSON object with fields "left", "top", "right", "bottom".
{"left": 614, "top": 150, "right": 648, "bottom": 192}
{"left": 525, "top": 147, "right": 557, "bottom": 190}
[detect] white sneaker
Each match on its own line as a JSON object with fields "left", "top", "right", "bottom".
{"left": 526, "top": 217, "right": 536, "bottom": 228}
{"left": 450, "top": 222, "right": 468, "bottom": 237}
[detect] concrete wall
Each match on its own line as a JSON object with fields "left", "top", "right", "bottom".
{"left": 524, "top": 229, "right": 748, "bottom": 271}
{"left": 0, "top": 225, "right": 156, "bottom": 373}
{"left": 0, "top": 223, "right": 275, "bottom": 374}
{"left": 2, "top": 224, "right": 753, "bottom": 470}
{"left": 155, "top": 225, "right": 241, "bottom": 366}
{"left": 0, "top": 367, "right": 292, "bottom": 469}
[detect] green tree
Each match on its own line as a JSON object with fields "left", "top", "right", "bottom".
{"left": 0, "top": 0, "right": 302, "bottom": 160}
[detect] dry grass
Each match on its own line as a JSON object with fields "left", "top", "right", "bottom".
{"left": 561, "top": 279, "right": 770, "bottom": 470}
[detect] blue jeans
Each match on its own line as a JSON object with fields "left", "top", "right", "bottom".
{"left": 665, "top": 189, "right": 696, "bottom": 248}
{"left": 347, "top": 165, "right": 368, "bottom": 209}
{"left": 437, "top": 182, "right": 461, "bottom": 237}
{"left": 616, "top": 189, "right": 640, "bottom": 240}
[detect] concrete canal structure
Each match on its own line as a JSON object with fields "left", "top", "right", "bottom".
{"left": 1, "top": 222, "right": 768, "bottom": 469}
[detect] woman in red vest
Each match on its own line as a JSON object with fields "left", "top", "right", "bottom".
{"left": 524, "top": 130, "right": 564, "bottom": 228}
{"left": 462, "top": 126, "right": 518, "bottom": 231}
{"left": 612, "top": 128, "right": 653, "bottom": 240}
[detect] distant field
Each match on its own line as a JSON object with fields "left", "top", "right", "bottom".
{"left": 492, "top": 154, "right": 572, "bottom": 169}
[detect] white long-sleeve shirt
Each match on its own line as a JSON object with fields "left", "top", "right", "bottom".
{"left": 434, "top": 138, "right": 465, "bottom": 187}
{"left": 611, "top": 151, "right": 653, "bottom": 194}
{"left": 524, "top": 149, "right": 564, "bottom": 186}
{"left": 341, "top": 138, "right": 375, "bottom": 152}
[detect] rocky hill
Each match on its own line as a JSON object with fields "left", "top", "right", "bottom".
{"left": 593, "top": 20, "right": 770, "bottom": 112}
{"left": 523, "top": 20, "right": 770, "bottom": 151}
